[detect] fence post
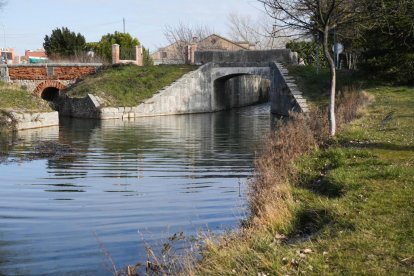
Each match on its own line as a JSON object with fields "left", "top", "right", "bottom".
{"left": 112, "top": 44, "right": 120, "bottom": 64}
{"left": 135, "top": 46, "right": 143, "bottom": 66}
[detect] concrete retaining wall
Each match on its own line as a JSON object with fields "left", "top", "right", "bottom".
{"left": 270, "top": 62, "right": 309, "bottom": 115}
{"left": 9, "top": 111, "right": 59, "bottom": 130}
{"left": 215, "top": 75, "right": 270, "bottom": 111}
{"left": 56, "top": 61, "right": 306, "bottom": 120}
{"left": 56, "top": 63, "right": 271, "bottom": 119}
{"left": 195, "top": 50, "right": 298, "bottom": 65}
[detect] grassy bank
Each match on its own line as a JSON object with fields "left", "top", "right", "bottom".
{"left": 0, "top": 82, "right": 52, "bottom": 133}
{"left": 67, "top": 64, "right": 197, "bottom": 107}
{"left": 185, "top": 68, "right": 413, "bottom": 275}
{"left": 0, "top": 82, "right": 51, "bottom": 112}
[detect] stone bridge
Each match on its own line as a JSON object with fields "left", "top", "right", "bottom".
{"left": 116, "top": 49, "right": 308, "bottom": 118}
{"left": 0, "top": 63, "right": 102, "bottom": 100}
{"left": 60, "top": 49, "right": 308, "bottom": 119}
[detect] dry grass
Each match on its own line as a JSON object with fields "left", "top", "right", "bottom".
{"left": 47, "top": 53, "right": 109, "bottom": 64}
{"left": 248, "top": 113, "right": 317, "bottom": 231}
{"left": 125, "top": 89, "right": 370, "bottom": 276}
{"left": 181, "top": 89, "right": 371, "bottom": 275}
{"left": 249, "top": 88, "right": 370, "bottom": 230}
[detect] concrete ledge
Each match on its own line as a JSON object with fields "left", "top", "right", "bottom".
{"left": 10, "top": 111, "right": 59, "bottom": 130}
{"left": 195, "top": 49, "right": 298, "bottom": 65}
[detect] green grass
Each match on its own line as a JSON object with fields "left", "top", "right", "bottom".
{"left": 191, "top": 72, "right": 414, "bottom": 274}
{"left": 67, "top": 64, "right": 198, "bottom": 107}
{"left": 0, "top": 82, "right": 53, "bottom": 133}
{"left": 0, "top": 82, "right": 51, "bottom": 112}
{"left": 290, "top": 86, "right": 414, "bottom": 274}
{"left": 287, "top": 65, "right": 383, "bottom": 106}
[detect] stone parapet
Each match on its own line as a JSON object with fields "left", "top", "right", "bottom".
{"left": 270, "top": 62, "right": 309, "bottom": 115}
{"left": 195, "top": 49, "right": 299, "bottom": 65}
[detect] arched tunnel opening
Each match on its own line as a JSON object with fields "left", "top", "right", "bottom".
{"left": 213, "top": 74, "right": 271, "bottom": 111}
{"left": 41, "top": 87, "right": 60, "bottom": 102}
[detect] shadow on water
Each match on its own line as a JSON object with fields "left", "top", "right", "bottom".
{"left": 0, "top": 132, "right": 19, "bottom": 164}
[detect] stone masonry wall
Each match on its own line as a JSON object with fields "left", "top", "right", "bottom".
{"left": 9, "top": 80, "right": 76, "bottom": 95}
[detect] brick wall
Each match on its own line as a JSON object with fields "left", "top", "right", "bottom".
{"left": 8, "top": 65, "right": 98, "bottom": 81}
{"left": 9, "top": 67, "right": 47, "bottom": 80}
{"left": 52, "top": 66, "right": 97, "bottom": 80}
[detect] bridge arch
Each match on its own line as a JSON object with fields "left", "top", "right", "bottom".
{"left": 34, "top": 80, "right": 66, "bottom": 101}
{"left": 212, "top": 68, "right": 271, "bottom": 111}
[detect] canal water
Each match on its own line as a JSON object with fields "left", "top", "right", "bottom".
{"left": 0, "top": 103, "right": 275, "bottom": 275}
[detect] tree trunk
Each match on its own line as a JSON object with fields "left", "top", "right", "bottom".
{"left": 322, "top": 25, "right": 336, "bottom": 136}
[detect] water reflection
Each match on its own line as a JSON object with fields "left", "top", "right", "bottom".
{"left": 0, "top": 103, "right": 274, "bottom": 275}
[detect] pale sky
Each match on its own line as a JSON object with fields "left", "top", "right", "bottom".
{"left": 0, "top": 0, "right": 265, "bottom": 55}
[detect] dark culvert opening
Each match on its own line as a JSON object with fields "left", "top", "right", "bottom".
{"left": 41, "top": 87, "right": 60, "bottom": 102}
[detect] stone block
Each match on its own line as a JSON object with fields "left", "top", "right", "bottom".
{"left": 12, "top": 111, "right": 59, "bottom": 130}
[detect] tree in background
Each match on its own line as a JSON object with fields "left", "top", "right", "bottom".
{"left": 43, "top": 27, "right": 86, "bottom": 58}
{"left": 163, "top": 22, "right": 214, "bottom": 62}
{"left": 259, "top": 0, "right": 362, "bottom": 136}
{"left": 142, "top": 47, "right": 153, "bottom": 66}
{"left": 227, "top": 13, "right": 288, "bottom": 49}
{"left": 94, "top": 32, "right": 140, "bottom": 61}
{"left": 286, "top": 40, "right": 327, "bottom": 66}
{"left": 359, "top": 0, "right": 414, "bottom": 84}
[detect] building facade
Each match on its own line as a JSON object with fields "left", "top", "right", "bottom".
{"left": 151, "top": 34, "right": 255, "bottom": 65}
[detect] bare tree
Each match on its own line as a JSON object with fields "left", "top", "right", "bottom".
{"left": 163, "top": 22, "right": 214, "bottom": 62}
{"left": 259, "top": 0, "right": 361, "bottom": 136}
{"left": 227, "top": 13, "right": 288, "bottom": 49}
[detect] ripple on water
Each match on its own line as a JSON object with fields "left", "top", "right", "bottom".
{"left": 0, "top": 103, "right": 274, "bottom": 275}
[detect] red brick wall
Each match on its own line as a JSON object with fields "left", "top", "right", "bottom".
{"left": 53, "top": 66, "right": 97, "bottom": 80}
{"left": 8, "top": 66, "right": 97, "bottom": 81}
{"left": 9, "top": 67, "right": 47, "bottom": 80}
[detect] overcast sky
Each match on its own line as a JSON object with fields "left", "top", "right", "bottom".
{"left": 0, "top": 0, "right": 265, "bottom": 55}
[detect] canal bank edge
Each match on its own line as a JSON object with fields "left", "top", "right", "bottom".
{"left": 8, "top": 111, "right": 59, "bottom": 130}
{"left": 186, "top": 85, "right": 414, "bottom": 275}
{"left": 57, "top": 62, "right": 308, "bottom": 119}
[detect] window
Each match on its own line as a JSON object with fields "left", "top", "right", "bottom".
{"left": 161, "top": 52, "right": 168, "bottom": 59}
